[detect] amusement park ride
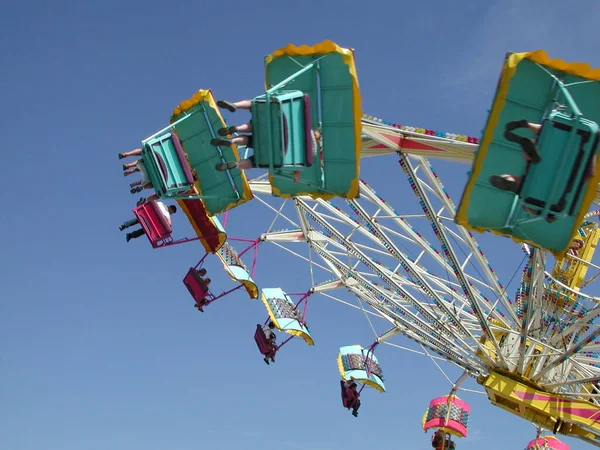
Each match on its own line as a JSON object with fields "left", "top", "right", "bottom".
{"left": 118, "top": 41, "right": 600, "bottom": 449}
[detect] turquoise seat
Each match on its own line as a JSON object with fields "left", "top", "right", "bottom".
{"left": 260, "top": 287, "right": 313, "bottom": 346}
{"left": 170, "top": 89, "right": 253, "bottom": 215}
{"left": 517, "top": 111, "right": 599, "bottom": 219}
{"left": 215, "top": 242, "right": 259, "bottom": 299}
{"left": 337, "top": 345, "right": 385, "bottom": 392}
{"left": 141, "top": 132, "right": 195, "bottom": 198}
{"left": 260, "top": 40, "right": 362, "bottom": 199}
{"left": 250, "top": 90, "right": 314, "bottom": 169}
{"left": 456, "top": 50, "right": 600, "bottom": 257}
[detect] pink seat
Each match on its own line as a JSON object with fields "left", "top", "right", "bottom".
{"left": 254, "top": 324, "right": 275, "bottom": 356}
{"left": 133, "top": 200, "right": 173, "bottom": 248}
{"left": 340, "top": 380, "right": 359, "bottom": 408}
{"left": 183, "top": 268, "right": 209, "bottom": 302}
{"left": 424, "top": 396, "right": 470, "bottom": 438}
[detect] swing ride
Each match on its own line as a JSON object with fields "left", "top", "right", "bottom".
{"left": 117, "top": 41, "right": 600, "bottom": 448}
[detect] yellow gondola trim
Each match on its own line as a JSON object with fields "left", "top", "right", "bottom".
{"left": 336, "top": 348, "right": 385, "bottom": 393}
{"left": 456, "top": 50, "right": 600, "bottom": 258}
{"left": 170, "top": 89, "right": 254, "bottom": 207}
{"left": 259, "top": 291, "right": 314, "bottom": 345}
{"left": 421, "top": 395, "right": 467, "bottom": 438}
{"left": 265, "top": 40, "right": 362, "bottom": 199}
{"left": 176, "top": 199, "right": 226, "bottom": 253}
{"left": 215, "top": 253, "right": 259, "bottom": 299}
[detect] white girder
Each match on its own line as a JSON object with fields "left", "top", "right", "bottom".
{"left": 244, "top": 125, "right": 600, "bottom": 403}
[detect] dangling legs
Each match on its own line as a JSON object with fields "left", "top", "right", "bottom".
{"left": 216, "top": 156, "right": 255, "bottom": 172}
{"left": 489, "top": 174, "right": 522, "bottom": 193}
{"left": 263, "top": 343, "right": 276, "bottom": 364}
{"left": 218, "top": 121, "right": 254, "bottom": 136}
{"left": 136, "top": 193, "right": 159, "bottom": 206}
{"left": 504, "top": 120, "right": 542, "bottom": 164}
{"left": 119, "top": 149, "right": 143, "bottom": 160}
{"left": 130, "top": 183, "right": 153, "bottom": 194}
{"left": 269, "top": 343, "right": 276, "bottom": 363}
{"left": 126, "top": 228, "right": 146, "bottom": 242}
{"left": 212, "top": 134, "right": 251, "bottom": 148}
{"left": 352, "top": 399, "right": 361, "bottom": 417}
{"left": 119, "top": 217, "right": 139, "bottom": 231}
{"left": 216, "top": 99, "right": 252, "bottom": 113}
{"left": 490, "top": 172, "right": 558, "bottom": 222}
{"left": 263, "top": 348, "right": 273, "bottom": 364}
{"left": 527, "top": 122, "right": 542, "bottom": 135}
{"left": 124, "top": 168, "right": 140, "bottom": 177}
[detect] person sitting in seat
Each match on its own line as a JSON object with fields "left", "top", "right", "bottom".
{"left": 213, "top": 99, "right": 322, "bottom": 183}
{"left": 431, "top": 430, "right": 455, "bottom": 450}
{"left": 120, "top": 150, "right": 198, "bottom": 195}
{"left": 261, "top": 321, "right": 277, "bottom": 365}
{"left": 119, "top": 202, "right": 177, "bottom": 242}
{"left": 489, "top": 119, "right": 597, "bottom": 219}
{"left": 343, "top": 378, "right": 361, "bottom": 417}
{"left": 133, "top": 167, "right": 199, "bottom": 205}
{"left": 193, "top": 271, "right": 212, "bottom": 312}
{"left": 194, "top": 288, "right": 211, "bottom": 312}
{"left": 120, "top": 149, "right": 153, "bottom": 194}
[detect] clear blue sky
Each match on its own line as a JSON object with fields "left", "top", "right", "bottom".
{"left": 2, "top": 1, "right": 600, "bottom": 449}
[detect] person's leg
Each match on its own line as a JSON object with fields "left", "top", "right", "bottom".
{"left": 504, "top": 120, "right": 541, "bottom": 164}
{"left": 123, "top": 161, "right": 138, "bottom": 170}
{"left": 489, "top": 174, "right": 522, "bottom": 193}
{"left": 216, "top": 156, "right": 255, "bottom": 171}
{"left": 269, "top": 343, "right": 277, "bottom": 362}
{"left": 119, "top": 149, "right": 143, "bottom": 159}
{"left": 124, "top": 168, "right": 140, "bottom": 177}
{"left": 527, "top": 122, "right": 542, "bottom": 135}
{"left": 216, "top": 99, "right": 252, "bottom": 112}
{"left": 211, "top": 135, "right": 249, "bottom": 147}
{"left": 233, "top": 100, "right": 252, "bottom": 110}
{"left": 238, "top": 158, "right": 255, "bottom": 169}
{"left": 263, "top": 346, "right": 273, "bottom": 364}
{"left": 130, "top": 180, "right": 143, "bottom": 188}
{"left": 119, "top": 217, "right": 139, "bottom": 230}
{"left": 232, "top": 135, "right": 250, "bottom": 146}
{"left": 218, "top": 121, "right": 253, "bottom": 137}
{"left": 130, "top": 182, "right": 152, "bottom": 194}
{"left": 235, "top": 123, "right": 252, "bottom": 133}
{"left": 136, "top": 194, "right": 158, "bottom": 206}
{"left": 126, "top": 228, "right": 146, "bottom": 242}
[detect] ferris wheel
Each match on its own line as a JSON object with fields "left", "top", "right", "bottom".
{"left": 117, "top": 41, "right": 600, "bottom": 449}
